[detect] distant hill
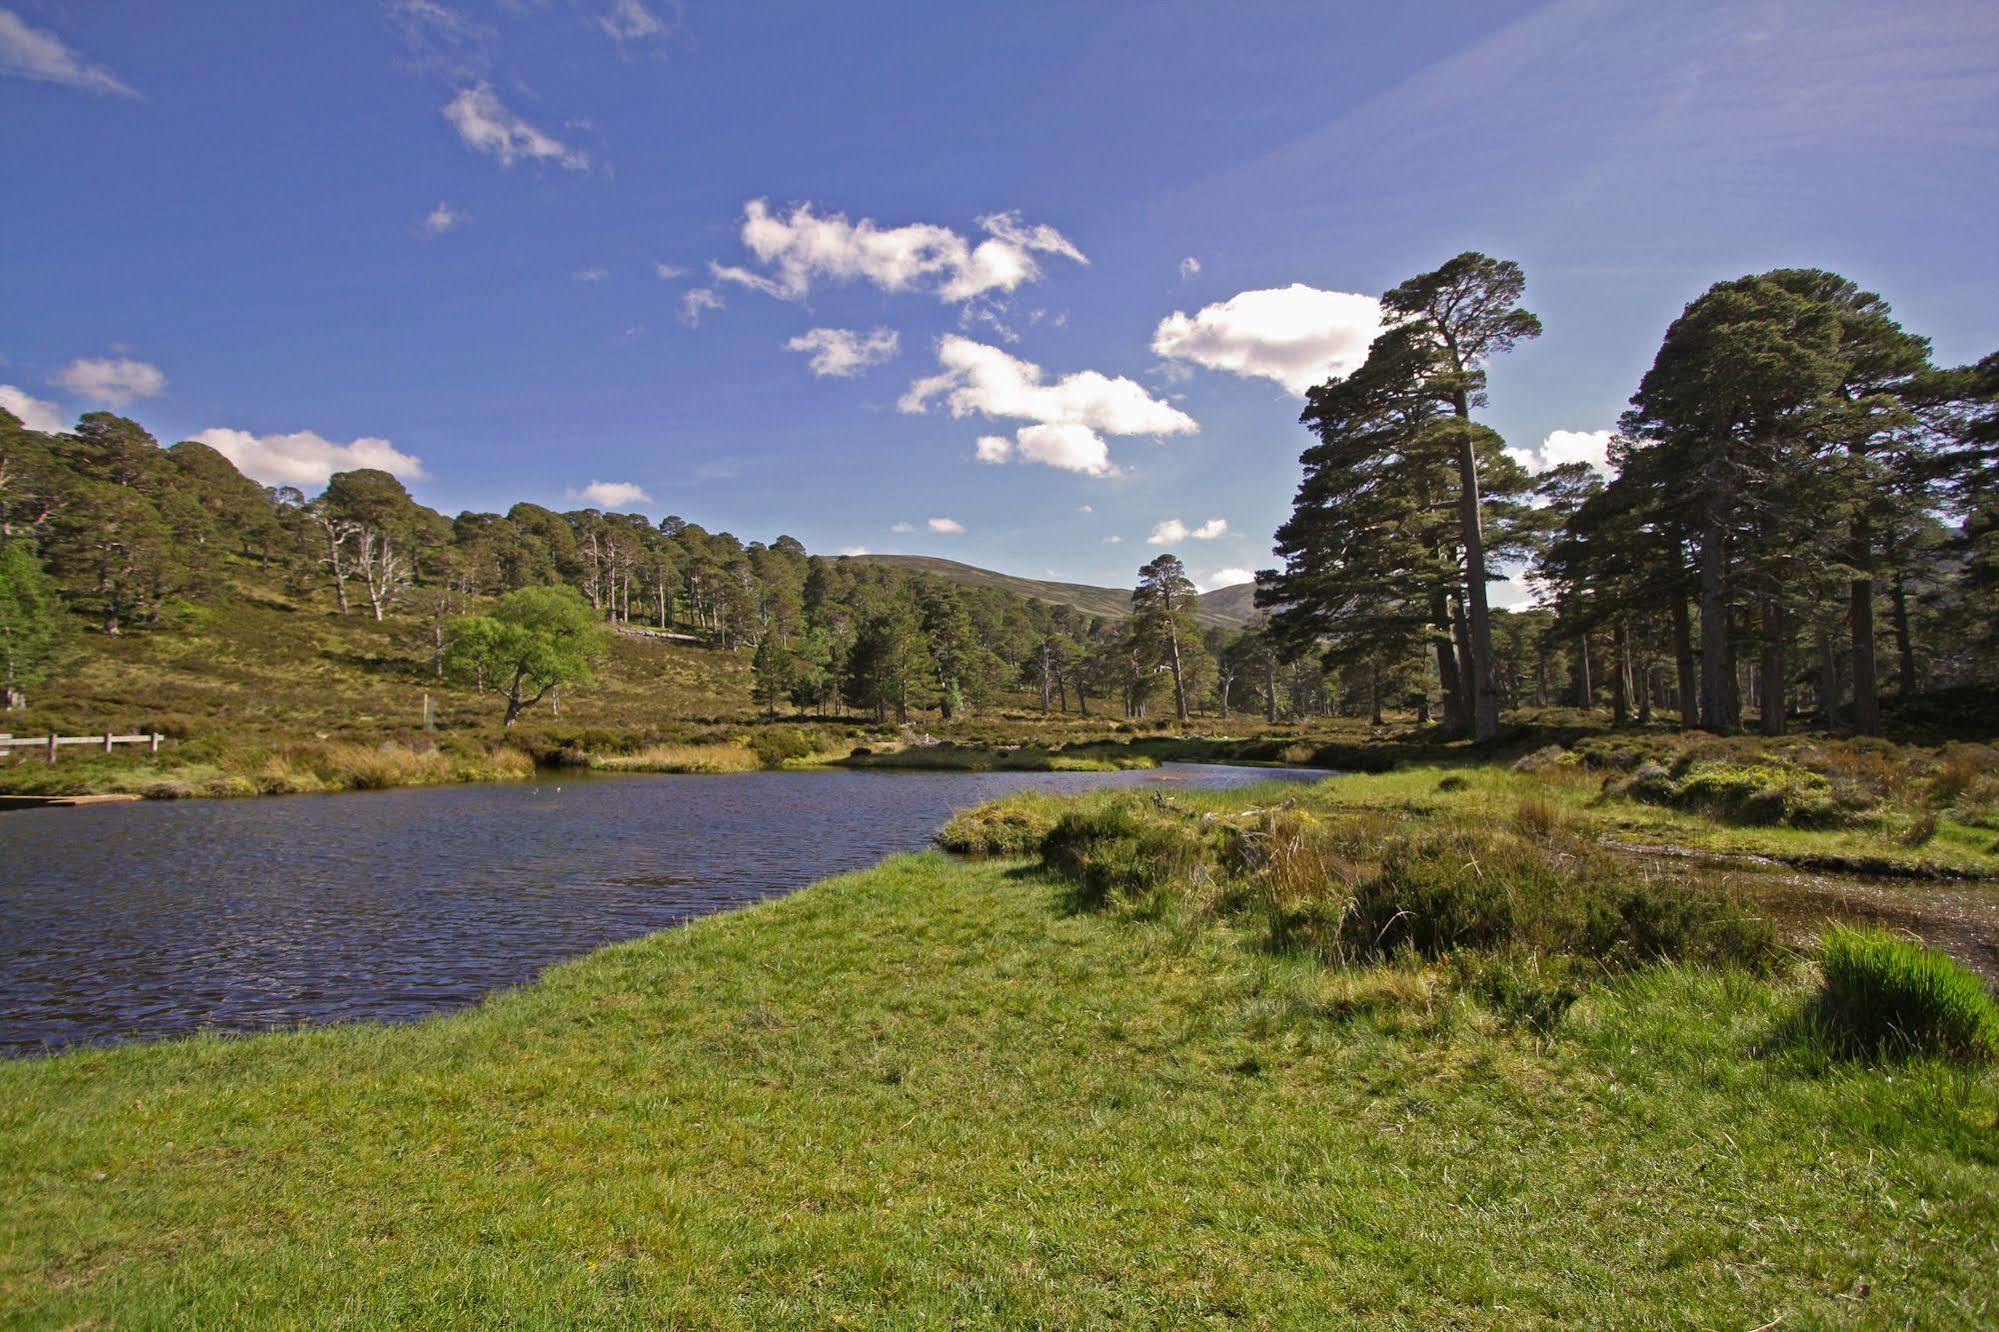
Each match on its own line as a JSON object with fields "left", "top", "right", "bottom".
{"left": 840, "top": 554, "right": 1259, "bottom": 629}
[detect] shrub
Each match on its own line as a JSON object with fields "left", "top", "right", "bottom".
{"left": 747, "top": 726, "right": 829, "bottom": 767}
{"left": 1451, "top": 949, "right": 1585, "bottom": 1034}
{"left": 1040, "top": 797, "right": 1211, "bottom": 910}
{"left": 936, "top": 797, "right": 1059, "bottom": 857}
{"left": 1342, "top": 827, "right": 1773, "bottom": 970}
{"left": 1436, "top": 774, "right": 1469, "bottom": 792}
{"left": 1220, "top": 809, "right": 1358, "bottom": 960}
{"left": 1620, "top": 759, "right": 1859, "bottom": 828}
{"left": 1811, "top": 927, "right": 1998, "bottom": 1060}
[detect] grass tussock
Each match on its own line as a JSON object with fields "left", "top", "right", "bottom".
{"left": 592, "top": 742, "right": 762, "bottom": 774}
{"left": 1808, "top": 926, "right": 1999, "bottom": 1061}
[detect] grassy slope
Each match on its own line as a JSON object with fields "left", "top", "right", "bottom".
{"left": 2, "top": 848, "right": 1994, "bottom": 1326}
{"left": 1319, "top": 761, "right": 1999, "bottom": 879}
{"left": 842, "top": 553, "right": 1255, "bottom": 629}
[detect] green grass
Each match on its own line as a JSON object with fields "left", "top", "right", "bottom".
{"left": 1813, "top": 926, "right": 1999, "bottom": 1060}
{"left": 2, "top": 853, "right": 1994, "bottom": 1326}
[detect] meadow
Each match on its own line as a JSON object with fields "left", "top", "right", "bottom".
{"left": 3, "top": 759, "right": 1996, "bottom": 1326}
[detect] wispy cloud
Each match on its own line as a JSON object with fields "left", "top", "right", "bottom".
{"left": 0, "top": 7, "right": 137, "bottom": 97}
{"left": 51, "top": 357, "right": 165, "bottom": 406}
{"left": 927, "top": 517, "right": 965, "bottom": 534}
{"left": 785, "top": 327, "right": 900, "bottom": 378}
{"left": 1178, "top": 256, "right": 1201, "bottom": 280}
{"left": 680, "top": 287, "right": 724, "bottom": 326}
{"left": 421, "top": 201, "right": 466, "bottom": 236}
{"left": 598, "top": 0, "right": 670, "bottom": 47}
{"left": 443, "top": 84, "right": 589, "bottom": 170}
{"left": 573, "top": 266, "right": 609, "bottom": 282}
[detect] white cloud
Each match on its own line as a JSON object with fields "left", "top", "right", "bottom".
{"left": 681, "top": 287, "right": 723, "bottom": 326}
{"left": 1103, "top": 535, "right": 1122, "bottom": 544}
{"left": 573, "top": 266, "right": 608, "bottom": 282}
{"left": 653, "top": 260, "right": 688, "bottom": 279}
{"left": 421, "top": 201, "right": 465, "bottom": 235}
{"left": 1200, "top": 567, "right": 1254, "bottom": 592}
{"left": 0, "top": 385, "right": 65, "bottom": 433}
{"left": 569, "top": 479, "right": 652, "bottom": 509}
{"left": 1179, "top": 256, "right": 1201, "bottom": 280}
{"left": 902, "top": 336, "right": 1195, "bottom": 433}
{"left": 1076, "top": 504, "right": 1093, "bottom": 513}
{"left": 443, "top": 84, "right": 588, "bottom": 170}
{"left": 190, "top": 428, "right": 428, "bottom": 488}
{"left": 51, "top": 357, "right": 165, "bottom": 406}
{"left": 598, "top": 0, "right": 669, "bottom": 44}
{"left": 903, "top": 336, "right": 1197, "bottom": 479}
{"left": 1147, "top": 517, "right": 1227, "bottom": 545}
{"left": 839, "top": 545, "right": 870, "bottom": 557}
{"left": 889, "top": 521, "right": 916, "bottom": 533}
{"left": 784, "top": 327, "right": 900, "bottom": 378}
{"left": 712, "top": 200, "right": 1085, "bottom": 306}
{"left": 0, "top": 7, "right": 136, "bottom": 97}
{"left": 927, "top": 517, "right": 965, "bottom": 534}
{"left": 1012, "top": 423, "right": 1114, "bottom": 477}
{"left": 1505, "top": 427, "right": 1615, "bottom": 475}
{"left": 1152, "top": 284, "right": 1384, "bottom": 396}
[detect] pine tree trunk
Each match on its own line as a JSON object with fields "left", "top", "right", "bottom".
{"left": 1889, "top": 568, "right": 1916, "bottom": 696}
{"left": 1168, "top": 628, "right": 1188, "bottom": 723}
{"left": 1451, "top": 421, "right": 1500, "bottom": 741}
{"left": 1265, "top": 655, "right": 1279, "bottom": 724}
{"left": 1759, "top": 596, "right": 1786, "bottom": 736}
{"left": 1427, "top": 592, "right": 1466, "bottom": 734}
{"left": 1849, "top": 503, "right": 1880, "bottom": 735}
{"left": 1670, "top": 592, "right": 1698, "bottom": 730}
{"left": 1611, "top": 620, "right": 1630, "bottom": 725}
{"left": 1698, "top": 505, "right": 1732, "bottom": 733}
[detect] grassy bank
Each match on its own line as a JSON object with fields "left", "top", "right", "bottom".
{"left": 4, "top": 831, "right": 1997, "bottom": 1323}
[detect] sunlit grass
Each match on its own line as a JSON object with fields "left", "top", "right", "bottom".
{"left": 1, "top": 853, "right": 1992, "bottom": 1325}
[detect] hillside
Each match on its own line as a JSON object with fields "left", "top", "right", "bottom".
{"left": 841, "top": 554, "right": 1258, "bottom": 629}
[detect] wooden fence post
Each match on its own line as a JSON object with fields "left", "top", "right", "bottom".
{"left": 104, "top": 731, "right": 114, "bottom": 754}
{"left": 47, "top": 733, "right": 57, "bottom": 764}
{"left": 151, "top": 730, "right": 160, "bottom": 754}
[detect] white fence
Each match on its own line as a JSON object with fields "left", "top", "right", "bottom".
{"left": 0, "top": 732, "right": 162, "bottom": 763}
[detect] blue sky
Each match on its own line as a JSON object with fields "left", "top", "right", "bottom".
{"left": 4, "top": 0, "right": 1996, "bottom": 598}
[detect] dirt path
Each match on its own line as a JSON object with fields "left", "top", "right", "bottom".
{"left": 1609, "top": 842, "right": 1999, "bottom": 985}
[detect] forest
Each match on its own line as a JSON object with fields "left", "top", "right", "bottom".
{"left": 1, "top": 259, "right": 1995, "bottom": 745}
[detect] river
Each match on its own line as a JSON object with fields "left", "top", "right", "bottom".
{"left": 0, "top": 763, "right": 1322, "bottom": 1054}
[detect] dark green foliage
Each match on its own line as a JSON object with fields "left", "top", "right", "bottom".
{"left": 1810, "top": 926, "right": 1999, "bottom": 1060}
{"left": 1343, "top": 827, "right": 1774, "bottom": 969}
{"left": 1040, "top": 797, "right": 1211, "bottom": 909}
{"left": 1449, "top": 950, "right": 1586, "bottom": 1034}
{"left": 1623, "top": 759, "right": 1855, "bottom": 827}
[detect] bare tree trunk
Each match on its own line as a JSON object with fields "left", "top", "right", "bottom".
{"left": 1849, "top": 503, "right": 1879, "bottom": 735}
{"left": 1670, "top": 592, "right": 1698, "bottom": 730}
{"left": 1430, "top": 590, "right": 1466, "bottom": 735}
{"left": 1168, "top": 627, "right": 1188, "bottom": 723}
{"left": 1611, "top": 620, "right": 1631, "bottom": 725}
{"left": 1698, "top": 505, "right": 1732, "bottom": 733}
{"left": 1759, "top": 596, "right": 1786, "bottom": 736}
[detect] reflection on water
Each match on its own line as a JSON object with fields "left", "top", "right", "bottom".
{"left": 0, "top": 764, "right": 1320, "bottom": 1053}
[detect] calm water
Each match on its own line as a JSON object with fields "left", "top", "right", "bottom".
{"left": 0, "top": 764, "right": 1319, "bottom": 1054}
